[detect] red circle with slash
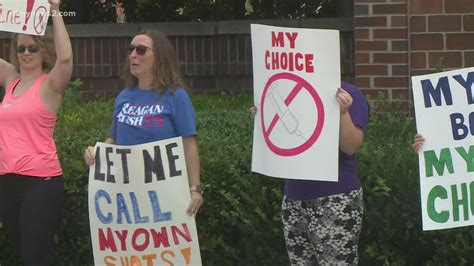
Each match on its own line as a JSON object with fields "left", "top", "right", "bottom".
{"left": 260, "top": 72, "right": 325, "bottom": 156}
{"left": 33, "top": 6, "right": 48, "bottom": 34}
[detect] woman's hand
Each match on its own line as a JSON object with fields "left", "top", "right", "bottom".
{"left": 186, "top": 192, "right": 203, "bottom": 217}
{"left": 84, "top": 146, "right": 95, "bottom": 166}
{"left": 412, "top": 134, "right": 425, "bottom": 154}
{"left": 249, "top": 106, "right": 257, "bottom": 117}
{"left": 49, "top": 0, "right": 60, "bottom": 11}
{"left": 336, "top": 88, "right": 353, "bottom": 114}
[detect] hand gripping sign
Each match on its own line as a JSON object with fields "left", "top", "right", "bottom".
{"left": 251, "top": 24, "right": 340, "bottom": 181}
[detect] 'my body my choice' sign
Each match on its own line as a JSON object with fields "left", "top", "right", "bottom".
{"left": 88, "top": 137, "right": 201, "bottom": 265}
{"left": 412, "top": 67, "right": 474, "bottom": 231}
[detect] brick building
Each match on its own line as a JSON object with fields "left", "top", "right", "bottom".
{"left": 354, "top": 0, "right": 474, "bottom": 111}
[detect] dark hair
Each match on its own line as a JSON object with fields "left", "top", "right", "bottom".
{"left": 9, "top": 26, "right": 56, "bottom": 72}
{"left": 122, "top": 30, "right": 186, "bottom": 94}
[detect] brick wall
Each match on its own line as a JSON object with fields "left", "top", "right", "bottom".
{"left": 354, "top": 0, "right": 474, "bottom": 111}
{"left": 0, "top": 19, "right": 354, "bottom": 100}
{"left": 409, "top": 0, "right": 474, "bottom": 74}
{"left": 354, "top": 0, "right": 410, "bottom": 108}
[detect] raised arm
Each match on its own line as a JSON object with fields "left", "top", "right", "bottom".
{"left": 42, "top": 0, "right": 73, "bottom": 113}
{"left": 46, "top": 0, "right": 73, "bottom": 91}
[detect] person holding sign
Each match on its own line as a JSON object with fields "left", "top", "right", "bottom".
{"left": 0, "top": 0, "right": 73, "bottom": 265}
{"left": 251, "top": 83, "right": 369, "bottom": 265}
{"left": 84, "top": 30, "right": 203, "bottom": 217}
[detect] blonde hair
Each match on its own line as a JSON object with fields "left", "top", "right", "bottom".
{"left": 9, "top": 26, "right": 56, "bottom": 72}
{"left": 122, "top": 30, "right": 186, "bottom": 94}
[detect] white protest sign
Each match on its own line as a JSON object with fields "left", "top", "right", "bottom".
{"left": 0, "top": 0, "right": 50, "bottom": 35}
{"left": 88, "top": 137, "right": 202, "bottom": 265}
{"left": 251, "top": 24, "right": 340, "bottom": 181}
{"left": 412, "top": 67, "right": 474, "bottom": 230}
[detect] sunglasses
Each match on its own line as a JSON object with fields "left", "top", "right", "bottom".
{"left": 16, "top": 45, "right": 40, "bottom": 54}
{"left": 127, "top": 44, "right": 151, "bottom": 56}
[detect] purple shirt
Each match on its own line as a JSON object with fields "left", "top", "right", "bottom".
{"left": 284, "top": 82, "right": 369, "bottom": 200}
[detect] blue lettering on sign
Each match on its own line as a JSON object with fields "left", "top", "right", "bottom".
{"left": 95, "top": 189, "right": 113, "bottom": 224}
{"left": 453, "top": 72, "right": 474, "bottom": 105}
{"left": 421, "top": 77, "right": 452, "bottom": 108}
{"left": 149, "top": 190, "right": 172, "bottom": 222}
{"left": 117, "top": 193, "right": 132, "bottom": 224}
{"left": 93, "top": 189, "right": 172, "bottom": 224}
{"left": 130, "top": 192, "right": 150, "bottom": 223}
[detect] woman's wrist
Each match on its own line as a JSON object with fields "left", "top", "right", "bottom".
{"left": 189, "top": 185, "right": 203, "bottom": 194}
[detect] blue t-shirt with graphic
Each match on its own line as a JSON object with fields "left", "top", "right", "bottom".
{"left": 109, "top": 87, "right": 196, "bottom": 145}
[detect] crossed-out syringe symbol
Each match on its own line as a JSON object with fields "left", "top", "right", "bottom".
{"left": 268, "top": 82, "right": 308, "bottom": 142}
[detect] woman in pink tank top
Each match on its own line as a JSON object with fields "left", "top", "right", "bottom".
{"left": 0, "top": 0, "right": 73, "bottom": 265}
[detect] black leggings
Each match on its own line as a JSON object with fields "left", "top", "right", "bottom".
{"left": 0, "top": 174, "right": 64, "bottom": 266}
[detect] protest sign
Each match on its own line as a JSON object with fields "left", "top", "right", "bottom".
{"left": 251, "top": 24, "right": 340, "bottom": 181}
{"left": 88, "top": 137, "right": 202, "bottom": 265}
{"left": 412, "top": 67, "right": 474, "bottom": 230}
{"left": 0, "top": 0, "right": 50, "bottom": 35}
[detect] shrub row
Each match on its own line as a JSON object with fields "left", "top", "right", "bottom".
{"left": 1, "top": 81, "right": 474, "bottom": 265}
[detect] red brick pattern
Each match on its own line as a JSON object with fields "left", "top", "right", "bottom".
{"left": 373, "top": 3, "right": 407, "bottom": 14}
{"left": 354, "top": 0, "right": 409, "bottom": 103}
{"left": 409, "top": 1, "right": 474, "bottom": 78}
{"left": 428, "top": 15, "right": 462, "bottom": 32}
{"left": 445, "top": 0, "right": 474, "bottom": 13}
{"left": 354, "top": 0, "right": 474, "bottom": 112}
{"left": 465, "top": 15, "right": 474, "bottom": 31}
{"left": 410, "top": 0, "right": 443, "bottom": 14}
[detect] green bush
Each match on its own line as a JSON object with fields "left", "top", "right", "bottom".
{"left": 53, "top": 79, "right": 114, "bottom": 265}
{"left": 2, "top": 83, "right": 474, "bottom": 265}
{"left": 358, "top": 97, "right": 474, "bottom": 265}
{"left": 193, "top": 95, "right": 288, "bottom": 265}
{"left": 358, "top": 98, "right": 427, "bottom": 265}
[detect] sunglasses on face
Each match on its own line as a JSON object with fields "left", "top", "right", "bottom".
{"left": 127, "top": 44, "right": 151, "bottom": 56}
{"left": 16, "top": 45, "right": 40, "bottom": 54}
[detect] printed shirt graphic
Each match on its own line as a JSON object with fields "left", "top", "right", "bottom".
{"left": 109, "top": 87, "right": 196, "bottom": 145}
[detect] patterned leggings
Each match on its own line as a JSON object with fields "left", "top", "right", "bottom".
{"left": 281, "top": 189, "right": 363, "bottom": 266}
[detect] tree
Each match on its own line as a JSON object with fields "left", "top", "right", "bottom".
{"left": 248, "top": 0, "right": 338, "bottom": 19}
{"left": 60, "top": 0, "right": 341, "bottom": 24}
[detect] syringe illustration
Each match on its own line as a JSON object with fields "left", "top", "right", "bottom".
{"left": 269, "top": 83, "right": 307, "bottom": 142}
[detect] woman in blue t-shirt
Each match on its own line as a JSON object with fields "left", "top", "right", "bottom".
{"left": 84, "top": 30, "right": 203, "bottom": 216}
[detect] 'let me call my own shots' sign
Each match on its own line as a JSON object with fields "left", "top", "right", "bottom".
{"left": 88, "top": 137, "right": 202, "bottom": 265}
{"left": 412, "top": 67, "right": 474, "bottom": 231}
